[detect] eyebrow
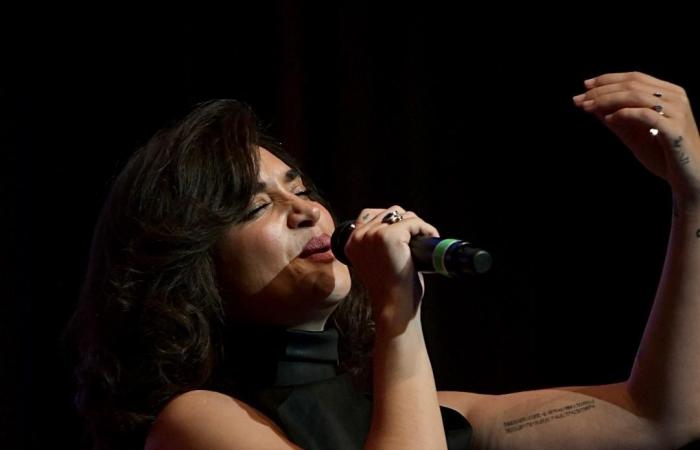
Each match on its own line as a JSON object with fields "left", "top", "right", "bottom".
{"left": 253, "top": 169, "right": 301, "bottom": 194}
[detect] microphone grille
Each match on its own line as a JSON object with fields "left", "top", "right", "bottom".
{"left": 330, "top": 220, "right": 356, "bottom": 266}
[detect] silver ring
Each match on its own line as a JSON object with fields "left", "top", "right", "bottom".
{"left": 649, "top": 128, "right": 660, "bottom": 137}
{"left": 382, "top": 210, "right": 403, "bottom": 225}
{"left": 653, "top": 91, "right": 663, "bottom": 98}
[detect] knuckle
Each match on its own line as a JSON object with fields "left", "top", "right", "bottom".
{"left": 366, "top": 228, "right": 383, "bottom": 242}
{"left": 357, "top": 208, "right": 380, "bottom": 223}
{"left": 378, "top": 231, "right": 394, "bottom": 245}
{"left": 642, "top": 108, "right": 657, "bottom": 121}
{"left": 347, "top": 232, "right": 361, "bottom": 248}
{"left": 632, "top": 91, "right": 648, "bottom": 104}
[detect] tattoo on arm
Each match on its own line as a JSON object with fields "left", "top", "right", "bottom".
{"left": 672, "top": 136, "right": 692, "bottom": 166}
{"left": 502, "top": 400, "right": 597, "bottom": 434}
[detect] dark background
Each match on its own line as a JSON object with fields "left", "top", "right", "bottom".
{"left": 3, "top": 4, "right": 699, "bottom": 449}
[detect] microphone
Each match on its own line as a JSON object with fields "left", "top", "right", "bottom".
{"left": 330, "top": 220, "right": 492, "bottom": 277}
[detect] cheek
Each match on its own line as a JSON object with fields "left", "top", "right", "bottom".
{"left": 219, "top": 226, "right": 291, "bottom": 297}
{"left": 331, "top": 261, "right": 352, "bottom": 298}
{"left": 320, "top": 207, "right": 335, "bottom": 227}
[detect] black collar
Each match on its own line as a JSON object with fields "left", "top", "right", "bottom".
{"left": 274, "top": 327, "right": 339, "bottom": 386}
{"left": 220, "top": 325, "right": 340, "bottom": 390}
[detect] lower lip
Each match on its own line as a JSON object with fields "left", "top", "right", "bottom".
{"left": 303, "top": 249, "right": 336, "bottom": 263}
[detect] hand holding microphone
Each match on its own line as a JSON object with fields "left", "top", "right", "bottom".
{"left": 331, "top": 209, "right": 492, "bottom": 278}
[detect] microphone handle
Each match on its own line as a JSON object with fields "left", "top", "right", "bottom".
{"left": 331, "top": 220, "right": 492, "bottom": 276}
{"left": 409, "top": 237, "right": 492, "bottom": 276}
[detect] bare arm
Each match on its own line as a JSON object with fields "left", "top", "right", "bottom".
{"left": 438, "top": 71, "right": 700, "bottom": 450}
{"left": 627, "top": 199, "right": 700, "bottom": 437}
{"left": 440, "top": 206, "right": 700, "bottom": 449}
{"left": 145, "top": 390, "right": 304, "bottom": 450}
{"left": 439, "top": 383, "right": 667, "bottom": 450}
{"left": 584, "top": 71, "right": 700, "bottom": 443}
{"left": 347, "top": 207, "right": 448, "bottom": 450}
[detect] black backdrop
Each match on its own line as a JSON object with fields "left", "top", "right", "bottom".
{"left": 3, "top": 4, "right": 700, "bottom": 449}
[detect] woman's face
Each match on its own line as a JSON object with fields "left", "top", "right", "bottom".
{"left": 216, "top": 148, "right": 352, "bottom": 330}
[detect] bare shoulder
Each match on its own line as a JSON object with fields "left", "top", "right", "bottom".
{"left": 438, "top": 383, "right": 673, "bottom": 450}
{"left": 145, "top": 389, "right": 302, "bottom": 450}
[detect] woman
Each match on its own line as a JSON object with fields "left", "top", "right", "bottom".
{"left": 68, "top": 71, "right": 700, "bottom": 449}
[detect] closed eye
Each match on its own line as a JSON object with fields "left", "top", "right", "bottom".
{"left": 242, "top": 188, "right": 314, "bottom": 221}
{"left": 242, "top": 202, "right": 270, "bottom": 220}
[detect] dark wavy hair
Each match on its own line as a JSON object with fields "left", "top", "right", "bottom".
{"left": 65, "top": 99, "right": 374, "bottom": 450}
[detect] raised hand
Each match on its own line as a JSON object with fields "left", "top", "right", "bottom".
{"left": 573, "top": 71, "right": 700, "bottom": 209}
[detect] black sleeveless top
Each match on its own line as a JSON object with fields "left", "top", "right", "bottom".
{"left": 222, "top": 327, "right": 473, "bottom": 449}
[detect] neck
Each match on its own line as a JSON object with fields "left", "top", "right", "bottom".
{"left": 287, "top": 319, "right": 327, "bottom": 332}
{"left": 284, "top": 301, "right": 339, "bottom": 331}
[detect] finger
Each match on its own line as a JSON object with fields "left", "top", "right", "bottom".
{"left": 373, "top": 215, "right": 440, "bottom": 246}
{"left": 604, "top": 106, "right": 677, "bottom": 136}
{"left": 345, "top": 214, "right": 437, "bottom": 257}
{"left": 354, "top": 206, "right": 408, "bottom": 227}
{"left": 585, "top": 71, "right": 684, "bottom": 95}
{"left": 352, "top": 206, "right": 409, "bottom": 241}
{"left": 355, "top": 208, "right": 386, "bottom": 225}
{"left": 574, "top": 81, "right": 685, "bottom": 106}
{"left": 369, "top": 205, "right": 408, "bottom": 225}
{"left": 400, "top": 213, "right": 439, "bottom": 238}
{"left": 580, "top": 90, "right": 679, "bottom": 118}
{"left": 398, "top": 216, "right": 440, "bottom": 242}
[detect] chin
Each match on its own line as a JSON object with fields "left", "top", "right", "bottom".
{"left": 307, "top": 261, "right": 352, "bottom": 304}
{"left": 330, "top": 261, "right": 353, "bottom": 299}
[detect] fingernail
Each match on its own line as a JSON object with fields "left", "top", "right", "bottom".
{"left": 572, "top": 93, "right": 586, "bottom": 103}
{"left": 584, "top": 78, "right": 595, "bottom": 88}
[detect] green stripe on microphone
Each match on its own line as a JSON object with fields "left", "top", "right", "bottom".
{"left": 433, "top": 239, "right": 459, "bottom": 277}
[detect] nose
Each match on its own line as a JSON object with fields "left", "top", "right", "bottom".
{"left": 287, "top": 196, "right": 321, "bottom": 228}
